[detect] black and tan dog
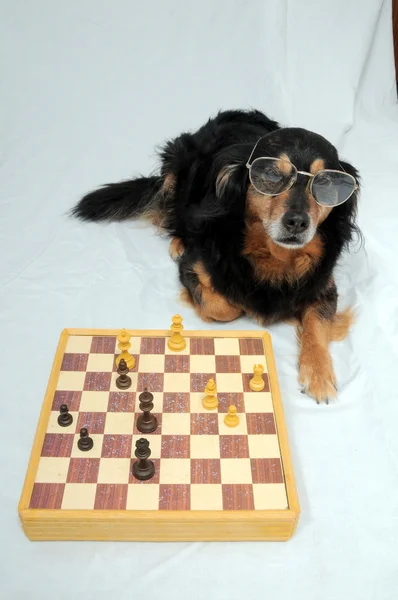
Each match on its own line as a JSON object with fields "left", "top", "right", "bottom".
{"left": 72, "top": 109, "right": 361, "bottom": 403}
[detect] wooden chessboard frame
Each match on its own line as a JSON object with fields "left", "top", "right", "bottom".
{"left": 18, "top": 328, "right": 300, "bottom": 542}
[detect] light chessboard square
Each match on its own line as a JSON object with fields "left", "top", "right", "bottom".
{"left": 240, "top": 355, "right": 269, "bottom": 374}
{"left": 214, "top": 338, "right": 240, "bottom": 355}
{"left": 161, "top": 413, "right": 191, "bottom": 435}
{"left": 65, "top": 335, "right": 93, "bottom": 354}
{"left": 218, "top": 412, "right": 247, "bottom": 436}
{"left": 220, "top": 458, "right": 252, "bottom": 484}
{"left": 36, "top": 457, "right": 70, "bottom": 483}
{"left": 126, "top": 484, "right": 160, "bottom": 510}
{"left": 61, "top": 483, "right": 97, "bottom": 509}
{"left": 244, "top": 392, "right": 273, "bottom": 413}
{"left": 216, "top": 373, "right": 243, "bottom": 393}
{"left": 252, "top": 483, "right": 288, "bottom": 509}
{"left": 163, "top": 373, "right": 190, "bottom": 392}
{"left": 47, "top": 410, "right": 78, "bottom": 433}
{"left": 248, "top": 434, "right": 282, "bottom": 458}
{"left": 86, "top": 353, "right": 115, "bottom": 373}
{"left": 80, "top": 391, "right": 110, "bottom": 412}
{"left": 189, "top": 355, "right": 216, "bottom": 373}
{"left": 191, "top": 484, "right": 223, "bottom": 510}
{"left": 138, "top": 354, "right": 165, "bottom": 373}
{"left": 159, "top": 458, "right": 191, "bottom": 484}
{"left": 104, "top": 412, "right": 135, "bottom": 435}
{"left": 71, "top": 434, "right": 104, "bottom": 458}
{"left": 110, "top": 371, "right": 138, "bottom": 392}
{"left": 97, "top": 458, "right": 131, "bottom": 484}
{"left": 57, "top": 371, "right": 85, "bottom": 392}
{"left": 132, "top": 434, "right": 161, "bottom": 459}
{"left": 190, "top": 435, "right": 221, "bottom": 459}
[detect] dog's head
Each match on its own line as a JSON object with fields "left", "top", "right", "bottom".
{"left": 216, "top": 127, "right": 360, "bottom": 249}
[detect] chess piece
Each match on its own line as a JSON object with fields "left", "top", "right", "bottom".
{"left": 202, "top": 378, "right": 218, "bottom": 410}
{"left": 57, "top": 404, "right": 73, "bottom": 427}
{"left": 116, "top": 358, "right": 132, "bottom": 390}
{"left": 224, "top": 405, "right": 240, "bottom": 428}
{"left": 249, "top": 364, "right": 265, "bottom": 392}
{"left": 115, "top": 328, "right": 136, "bottom": 369}
{"left": 132, "top": 438, "right": 155, "bottom": 481}
{"left": 136, "top": 388, "right": 158, "bottom": 433}
{"left": 77, "top": 427, "right": 94, "bottom": 451}
{"left": 167, "top": 314, "right": 186, "bottom": 352}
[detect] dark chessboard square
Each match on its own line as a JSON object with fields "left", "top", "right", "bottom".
{"left": 41, "top": 433, "right": 74, "bottom": 457}
{"left": 239, "top": 338, "right": 265, "bottom": 355}
{"left": 90, "top": 336, "right": 116, "bottom": 354}
{"left": 67, "top": 458, "right": 100, "bottom": 483}
{"left": 164, "top": 355, "right": 190, "bottom": 373}
{"left": 190, "top": 338, "right": 215, "bottom": 355}
{"left": 215, "top": 355, "right": 241, "bottom": 373}
{"left": 84, "top": 372, "right": 112, "bottom": 392}
{"left": 191, "top": 459, "right": 221, "bottom": 484}
{"left": 137, "top": 372, "right": 164, "bottom": 393}
{"left": 163, "top": 393, "right": 190, "bottom": 413}
{"left": 159, "top": 484, "right": 190, "bottom": 510}
{"left": 61, "top": 353, "right": 88, "bottom": 372}
{"left": 190, "top": 413, "right": 219, "bottom": 435}
{"left": 29, "top": 483, "right": 65, "bottom": 509}
{"left": 102, "top": 435, "right": 132, "bottom": 458}
{"left": 94, "top": 484, "right": 128, "bottom": 509}
{"left": 222, "top": 484, "right": 254, "bottom": 510}
{"left": 129, "top": 458, "right": 160, "bottom": 484}
{"left": 140, "top": 337, "right": 165, "bottom": 354}
{"left": 217, "top": 393, "right": 245, "bottom": 413}
{"left": 52, "top": 391, "right": 82, "bottom": 412}
{"left": 242, "top": 372, "right": 269, "bottom": 392}
{"left": 250, "top": 458, "right": 284, "bottom": 484}
{"left": 161, "top": 435, "right": 190, "bottom": 458}
{"left": 76, "top": 412, "right": 106, "bottom": 434}
{"left": 190, "top": 372, "right": 216, "bottom": 393}
{"left": 219, "top": 435, "right": 249, "bottom": 458}
{"left": 133, "top": 413, "right": 162, "bottom": 435}
{"left": 246, "top": 413, "right": 276, "bottom": 435}
{"left": 108, "top": 392, "right": 135, "bottom": 412}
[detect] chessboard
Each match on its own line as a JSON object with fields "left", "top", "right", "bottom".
{"left": 18, "top": 320, "right": 300, "bottom": 542}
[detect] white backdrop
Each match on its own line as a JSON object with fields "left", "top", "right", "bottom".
{"left": 1, "top": 1, "right": 398, "bottom": 598}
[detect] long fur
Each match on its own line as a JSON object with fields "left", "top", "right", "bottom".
{"left": 72, "top": 109, "right": 360, "bottom": 332}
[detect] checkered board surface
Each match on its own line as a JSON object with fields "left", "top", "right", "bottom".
{"left": 28, "top": 333, "right": 288, "bottom": 513}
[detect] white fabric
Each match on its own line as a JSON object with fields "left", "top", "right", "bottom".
{"left": 1, "top": 0, "right": 398, "bottom": 598}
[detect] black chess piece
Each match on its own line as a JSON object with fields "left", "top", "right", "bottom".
{"left": 77, "top": 427, "right": 94, "bottom": 451}
{"left": 136, "top": 388, "right": 158, "bottom": 433}
{"left": 57, "top": 404, "right": 73, "bottom": 427}
{"left": 132, "top": 438, "right": 155, "bottom": 481}
{"left": 116, "top": 358, "right": 132, "bottom": 390}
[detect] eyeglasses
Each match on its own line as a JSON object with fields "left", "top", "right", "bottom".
{"left": 246, "top": 138, "right": 358, "bottom": 207}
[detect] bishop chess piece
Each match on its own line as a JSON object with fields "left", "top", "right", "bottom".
{"left": 202, "top": 378, "right": 218, "bottom": 410}
{"left": 224, "top": 404, "right": 240, "bottom": 428}
{"left": 115, "top": 328, "right": 136, "bottom": 369}
{"left": 167, "top": 314, "right": 186, "bottom": 352}
{"left": 132, "top": 438, "right": 155, "bottom": 481}
{"left": 136, "top": 388, "right": 158, "bottom": 433}
{"left": 57, "top": 404, "right": 73, "bottom": 427}
{"left": 249, "top": 364, "right": 265, "bottom": 392}
{"left": 116, "top": 358, "right": 132, "bottom": 390}
{"left": 77, "top": 427, "right": 94, "bottom": 451}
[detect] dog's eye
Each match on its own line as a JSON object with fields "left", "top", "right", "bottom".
{"left": 262, "top": 167, "right": 283, "bottom": 183}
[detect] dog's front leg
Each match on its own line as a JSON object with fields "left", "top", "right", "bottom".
{"left": 297, "top": 305, "right": 337, "bottom": 404}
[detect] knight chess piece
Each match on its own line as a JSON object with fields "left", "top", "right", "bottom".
{"left": 77, "top": 427, "right": 94, "bottom": 451}
{"left": 136, "top": 388, "right": 158, "bottom": 433}
{"left": 167, "top": 314, "right": 186, "bottom": 352}
{"left": 132, "top": 438, "right": 155, "bottom": 481}
{"left": 249, "top": 364, "right": 265, "bottom": 392}
{"left": 116, "top": 358, "right": 132, "bottom": 390}
{"left": 57, "top": 404, "right": 73, "bottom": 427}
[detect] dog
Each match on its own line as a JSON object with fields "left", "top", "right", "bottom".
{"left": 72, "top": 109, "right": 361, "bottom": 403}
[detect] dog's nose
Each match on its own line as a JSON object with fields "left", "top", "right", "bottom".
{"left": 282, "top": 211, "right": 309, "bottom": 234}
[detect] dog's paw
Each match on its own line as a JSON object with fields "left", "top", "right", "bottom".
{"left": 298, "top": 347, "right": 337, "bottom": 404}
{"left": 169, "top": 237, "right": 185, "bottom": 261}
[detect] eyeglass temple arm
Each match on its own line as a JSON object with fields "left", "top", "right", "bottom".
{"left": 246, "top": 137, "right": 263, "bottom": 168}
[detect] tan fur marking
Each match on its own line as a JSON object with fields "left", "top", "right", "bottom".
{"left": 169, "top": 237, "right": 185, "bottom": 261}
{"left": 297, "top": 306, "right": 336, "bottom": 403}
{"left": 243, "top": 218, "right": 324, "bottom": 285}
{"left": 277, "top": 153, "right": 293, "bottom": 176}
{"left": 216, "top": 164, "right": 237, "bottom": 197}
{"left": 310, "top": 158, "right": 325, "bottom": 174}
{"left": 163, "top": 173, "right": 176, "bottom": 194}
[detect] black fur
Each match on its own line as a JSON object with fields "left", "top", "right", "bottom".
{"left": 72, "top": 109, "right": 360, "bottom": 326}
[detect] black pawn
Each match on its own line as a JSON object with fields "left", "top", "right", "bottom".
{"left": 58, "top": 404, "right": 73, "bottom": 427}
{"left": 77, "top": 427, "right": 94, "bottom": 452}
{"left": 136, "top": 388, "right": 158, "bottom": 433}
{"left": 132, "top": 438, "right": 155, "bottom": 481}
{"left": 116, "top": 358, "right": 132, "bottom": 390}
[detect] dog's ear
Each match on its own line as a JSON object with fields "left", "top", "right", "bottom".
{"left": 215, "top": 161, "right": 248, "bottom": 211}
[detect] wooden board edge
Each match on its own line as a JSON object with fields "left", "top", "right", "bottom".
{"left": 18, "top": 329, "right": 70, "bottom": 513}
{"left": 261, "top": 332, "right": 300, "bottom": 516}
{"left": 65, "top": 328, "right": 268, "bottom": 338}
